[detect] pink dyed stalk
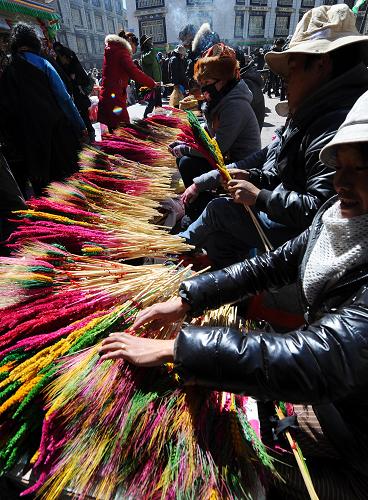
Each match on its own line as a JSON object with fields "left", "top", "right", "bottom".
{"left": 28, "top": 199, "right": 97, "bottom": 220}
{"left": 0, "top": 291, "right": 114, "bottom": 350}
{"left": 75, "top": 173, "right": 151, "bottom": 196}
{"left": 96, "top": 140, "right": 163, "bottom": 165}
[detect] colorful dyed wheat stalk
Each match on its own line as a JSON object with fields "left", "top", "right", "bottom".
{"left": 0, "top": 116, "right": 279, "bottom": 498}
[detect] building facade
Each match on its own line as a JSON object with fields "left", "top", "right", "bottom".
{"left": 54, "top": 0, "right": 128, "bottom": 69}
{"left": 126, "top": 0, "right": 352, "bottom": 49}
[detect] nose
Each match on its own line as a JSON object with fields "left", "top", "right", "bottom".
{"left": 333, "top": 167, "right": 353, "bottom": 191}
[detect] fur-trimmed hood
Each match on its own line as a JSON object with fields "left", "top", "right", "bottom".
{"left": 192, "top": 23, "right": 220, "bottom": 56}
{"left": 104, "top": 34, "right": 132, "bottom": 53}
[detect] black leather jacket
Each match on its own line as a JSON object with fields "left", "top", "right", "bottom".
{"left": 248, "top": 63, "right": 368, "bottom": 229}
{"left": 175, "top": 196, "right": 368, "bottom": 475}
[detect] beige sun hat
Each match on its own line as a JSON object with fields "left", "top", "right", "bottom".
{"left": 265, "top": 4, "right": 368, "bottom": 77}
{"left": 320, "top": 90, "right": 368, "bottom": 167}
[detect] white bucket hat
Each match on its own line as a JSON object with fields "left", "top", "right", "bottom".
{"left": 265, "top": 4, "right": 368, "bottom": 77}
{"left": 320, "top": 90, "right": 368, "bottom": 167}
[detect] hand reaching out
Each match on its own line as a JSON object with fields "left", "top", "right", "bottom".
{"left": 181, "top": 183, "right": 199, "bottom": 205}
{"left": 99, "top": 332, "right": 175, "bottom": 367}
{"left": 130, "top": 297, "right": 190, "bottom": 331}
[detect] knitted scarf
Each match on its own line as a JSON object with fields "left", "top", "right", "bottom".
{"left": 303, "top": 201, "right": 368, "bottom": 305}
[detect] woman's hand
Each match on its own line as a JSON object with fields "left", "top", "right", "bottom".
{"left": 181, "top": 183, "right": 199, "bottom": 205}
{"left": 227, "top": 179, "right": 260, "bottom": 206}
{"left": 99, "top": 332, "right": 175, "bottom": 367}
{"left": 130, "top": 297, "right": 190, "bottom": 331}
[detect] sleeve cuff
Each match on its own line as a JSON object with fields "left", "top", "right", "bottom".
{"left": 255, "top": 189, "right": 271, "bottom": 211}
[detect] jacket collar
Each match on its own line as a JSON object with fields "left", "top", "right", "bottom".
{"left": 104, "top": 34, "right": 132, "bottom": 54}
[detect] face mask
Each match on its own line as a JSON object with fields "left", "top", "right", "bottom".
{"left": 200, "top": 81, "right": 220, "bottom": 100}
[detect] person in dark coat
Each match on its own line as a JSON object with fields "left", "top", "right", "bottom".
{"left": 0, "top": 150, "right": 26, "bottom": 252}
{"left": 171, "top": 43, "right": 261, "bottom": 222}
{"left": 185, "top": 23, "right": 220, "bottom": 91}
{"left": 168, "top": 45, "right": 187, "bottom": 88}
{"left": 235, "top": 49, "right": 265, "bottom": 130}
{"left": 161, "top": 51, "right": 171, "bottom": 97}
{"left": 0, "top": 23, "right": 87, "bottom": 197}
{"left": 99, "top": 89, "right": 368, "bottom": 500}
{"left": 265, "top": 38, "right": 284, "bottom": 97}
{"left": 253, "top": 48, "right": 265, "bottom": 70}
{"left": 178, "top": 4, "right": 368, "bottom": 269}
{"left": 53, "top": 42, "right": 95, "bottom": 141}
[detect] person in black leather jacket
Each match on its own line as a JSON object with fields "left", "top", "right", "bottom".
{"left": 179, "top": 5, "right": 368, "bottom": 269}
{"left": 100, "top": 88, "right": 368, "bottom": 498}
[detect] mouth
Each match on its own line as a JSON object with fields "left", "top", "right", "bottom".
{"left": 339, "top": 198, "right": 359, "bottom": 210}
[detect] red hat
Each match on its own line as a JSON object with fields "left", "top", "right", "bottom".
{"left": 194, "top": 43, "right": 240, "bottom": 82}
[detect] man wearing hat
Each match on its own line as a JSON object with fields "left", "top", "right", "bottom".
{"left": 140, "top": 34, "right": 162, "bottom": 117}
{"left": 179, "top": 4, "right": 368, "bottom": 269}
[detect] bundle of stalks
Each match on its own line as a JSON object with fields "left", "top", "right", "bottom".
{"left": 21, "top": 305, "right": 276, "bottom": 500}
{"left": 0, "top": 247, "right": 192, "bottom": 479}
{"left": 8, "top": 146, "right": 189, "bottom": 259}
{"left": 0, "top": 116, "right": 279, "bottom": 499}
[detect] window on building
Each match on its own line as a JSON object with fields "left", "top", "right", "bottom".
{"left": 139, "top": 14, "right": 166, "bottom": 43}
{"left": 71, "top": 7, "right": 83, "bottom": 26}
{"left": 277, "top": 0, "right": 292, "bottom": 6}
{"left": 108, "top": 18, "right": 115, "bottom": 33}
{"left": 236, "top": 0, "right": 245, "bottom": 4}
{"left": 301, "top": 0, "right": 314, "bottom": 6}
{"left": 92, "top": 0, "right": 101, "bottom": 7}
{"left": 250, "top": 0, "right": 268, "bottom": 5}
{"left": 136, "top": 0, "right": 165, "bottom": 9}
{"left": 105, "top": 0, "right": 112, "bottom": 10}
{"left": 234, "top": 13, "right": 244, "bottom": 38}
{"left": 115, "top": 0, "right": 123, "bottom": 14}
{"left": 248, "top": 13, "right": 265, "bottom": 37}
{"left": 95, "top": 14, "right": 104, "bottom": 31}
{"left": 187, "top": 0, "right": 213, "bottom": 4}
{"left": 274, "top": 14, "right": 290, "bottom": 36}
{"left": 86, "top": 11, "right": 93, "bottom": 30}
{"left": 90, "top": 36, "right": 96, "bottom": 52}
{"left": 99, "top": 37, "right": 105, "bottom": 53}
{"left": 76, "top": 36, "right": 88, "bottom": 54}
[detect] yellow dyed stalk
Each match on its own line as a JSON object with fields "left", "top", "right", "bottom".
{"left": 0, "top": 312, "right": 117, "bottom": 404}
{"left": 275, "top": 406, "right": 319, "bottom": 500}
{"left": 13, "top": 210, "right": 95, "bottom": 228}
{"left": 0, "top": 376, "right": 42, "bottom": 416}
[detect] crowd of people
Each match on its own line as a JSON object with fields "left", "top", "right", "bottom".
{"left": 2, "top": 3, "right": 368, "bottom": 497}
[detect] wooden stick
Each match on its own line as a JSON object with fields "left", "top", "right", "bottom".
{"left": 275, "top": 406, "right": 319, "bottom": 500}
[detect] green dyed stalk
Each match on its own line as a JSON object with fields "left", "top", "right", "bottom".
{"left": 0, "top": 381, "right": 21, "bottom": 404}
{"left": 12, "top": 367, "right": 57, "bottom": 419}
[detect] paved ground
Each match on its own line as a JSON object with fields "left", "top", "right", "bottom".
{"left": 127, "top": 95, "right": 286, "bottom": 149}
{"left": 261, "top": 94, "right": 286, "bottom": 147}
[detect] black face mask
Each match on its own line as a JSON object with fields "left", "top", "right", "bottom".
{"left": 200, "top": 81, "right": 220, "bottom": 100}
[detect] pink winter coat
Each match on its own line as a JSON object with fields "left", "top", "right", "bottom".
{"left": 98, "top": 35, "right": 155, "bottom": 128}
